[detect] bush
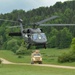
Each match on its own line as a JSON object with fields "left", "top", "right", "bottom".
{"left": 16, "top": 46, "right": 32, "bottom": 55}
{"left": 16, "top": 46, "right": 26, "bottom": 55}
{"left": 58, "top": 51, "right": 75, "bottom": 63}
{"left": 58, "top": 38, "right": 75, "bottom": 63}
{"left": 69, "top": 52, "right": 75, "bottom": 62}
{"left": 7, "top": 39, "right": 19, "bottom": 53}
{"left": 18, "top": 55, "right": 23, "bottom": 58}
{"left": 58, "top": 53, "right": 69, "bottom": 63}
{"left": 71, "top": 38, "right": 75, "bottom": 52}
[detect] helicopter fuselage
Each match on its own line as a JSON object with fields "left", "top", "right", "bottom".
{"left": 22, "top": 28, "right": 47, "bottom": 45}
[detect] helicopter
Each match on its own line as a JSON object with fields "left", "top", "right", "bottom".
{"left": 8, "top": 16, "right": 59, "bottom": 49}
{"left": 0, "top": 16, "right": 75, "bottom": 49}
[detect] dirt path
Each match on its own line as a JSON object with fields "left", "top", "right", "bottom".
{"left": 0, "top": 58, "right": 75, "bottom": 69}
{"left": 0, "top": 58, "right": 14, "bottom": 64}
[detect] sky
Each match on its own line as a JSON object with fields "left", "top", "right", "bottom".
{"left": 0, "top": 0, "right": 68, "bottom": 14}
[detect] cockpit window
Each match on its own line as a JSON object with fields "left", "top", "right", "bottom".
{"left": 33, "top": 34, "right": 38, "bottom": 40}
{"left": 32, "top": 33, "right": 46, "bottom": 40}
{"left": 41, "top": 33, "right": 46, "bottom": 39}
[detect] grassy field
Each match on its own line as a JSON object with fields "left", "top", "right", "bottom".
{"left": 0, "top": 50, "right": 31, "bottom": 63}
{"left": 0, "top": 48, "right": 75, "bottom": 66}
{"left": 0, "top": 64, "right": 75, "bottom": 75}
{"left": 0, "top": 48, "right": 75, "bottom": 75}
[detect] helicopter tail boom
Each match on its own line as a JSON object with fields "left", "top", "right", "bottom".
{"left": 9, "top": 32, "right": 22, "bottom": 36}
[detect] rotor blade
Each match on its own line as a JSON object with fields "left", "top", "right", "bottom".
{"left": 36, "top": 16, "right": 59, "bottom": 25}
{"left": 0, "top": 19, "right": 17, "bottom": 23}
{"left": 40, "top": 24, "right": 75, "bottom": 26}
{"left": 7, "top": 26, "right": 20, "bottom": 28}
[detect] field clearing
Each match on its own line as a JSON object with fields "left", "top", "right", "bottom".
{"left": 0, "top": 64, "right": 75, "bottom": 75}
{"left": 0, "top": 48, "right": 75, "bottom": 75}
{"left": 0, "top": 48, "right": 75, "bottom": 66}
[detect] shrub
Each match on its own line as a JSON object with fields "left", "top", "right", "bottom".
{"left": 58, "top": 38, "right": 75, "bottom": 63}
{"left": 18, "top": 55, "right": 23, "bottom": 58}
{"left": 58, "top": 51, "right": 75, "bottom": 63}
{"left": 58, "top": 53, "right": 69, "bottom": 63}
{"left": 71, "top": 38, "right": 75, "bottom": 53}
{"left": 16, "top": 46, "right": 32, "bottom": 55}
{"left": 16, "top": 46, "right": 26, "bottom": 55}
{"left": 69, "top": 52, "right": 75, "bottom": 62}
{"left": 7, "top": 39, "right": 19, "bottom": 53}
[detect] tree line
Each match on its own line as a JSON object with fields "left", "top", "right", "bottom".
{"left": 0, "top": 0, "right": 75, "bottom": 52}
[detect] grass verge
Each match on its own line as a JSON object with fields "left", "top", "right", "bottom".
{"left": 0, "top": 64, "right": 75, "bottom": 75}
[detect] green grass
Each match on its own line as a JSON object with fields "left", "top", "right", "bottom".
{"left": 0, "top": 49, "right": 75, "bottom": 75}
{"left": 0, "top": 64, "right": 75, "bottom": 75}
{"left": 0, "top": 50, "right": 31, "bottom": 63}
{"left": 0, "top": 48, "right": 75, "bottom": 66}
{"left": 40, "top": 48, "right": 75, "bottom": 66}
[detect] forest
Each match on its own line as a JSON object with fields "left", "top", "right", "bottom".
{"left": 0, "top": 0, "right": 75, "bottom": 52}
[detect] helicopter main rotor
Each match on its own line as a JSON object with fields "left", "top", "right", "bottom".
{"left": 1, "top": 15, "right": 75, "bottom": 27}
{"left": 40, "top": 24, "right": 75, "bottom": 26}
{"left": 35, "top": 16, "right": 59, "bottom": 25}
{"left": 31, "top": 16, "right": 59, "bottom": 28}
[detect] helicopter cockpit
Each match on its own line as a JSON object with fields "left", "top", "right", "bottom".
{"left": 32, "top": 33, "right": 47, "bottom": 43}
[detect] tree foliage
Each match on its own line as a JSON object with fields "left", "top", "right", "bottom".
{"left": 0, "top": 1, "right": 75, "bottom": 50}
{"left": 7, "top": 39, "right": 19, "bottom": 53}
{"left": 48, "top": 27, "right": 58, "bottom": 48}
{"left": 71, "top": 38, "right": 75, "bottom": 52}
{"left": 56, "top": 27, "right": 72, "bottom": 48}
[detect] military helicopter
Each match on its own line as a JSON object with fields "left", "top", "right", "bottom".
{"left": 0, "top": 16, "right": 75, "bottom": 49}
{"left": 8, "top": 16, "right": 59, "bottom": 49}
{"left": 0, "top": 16, "right": 59, "bottom": 49}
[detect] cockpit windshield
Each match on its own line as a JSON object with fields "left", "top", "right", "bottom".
{"left": 32, "top": 33, "right": 46, "bottom": 40}
{"left": 41, "top": 33, "right": 46, "bottom": 39}
{"left": 33, "top": 34, "right": 37, "bottom": 40}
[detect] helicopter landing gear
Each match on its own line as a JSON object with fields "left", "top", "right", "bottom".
{"left": 44, "top": 44, "right": 46, "bottom": 49}
{"left": 27, "top": 44, "right": 31, "bottom": 49}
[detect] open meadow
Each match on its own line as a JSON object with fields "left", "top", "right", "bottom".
{"left": 0, "top": 48, "right": 75, "bottom": 75}
{"left": 0, "top": 48, "right": 75, "bottom": 66}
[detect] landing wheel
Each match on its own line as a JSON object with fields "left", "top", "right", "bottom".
{"left": 27, "top": 44, "right": 31, "bottom": 49}
{"left": 44, "top": 44, "right": 46, "bottom": 49}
